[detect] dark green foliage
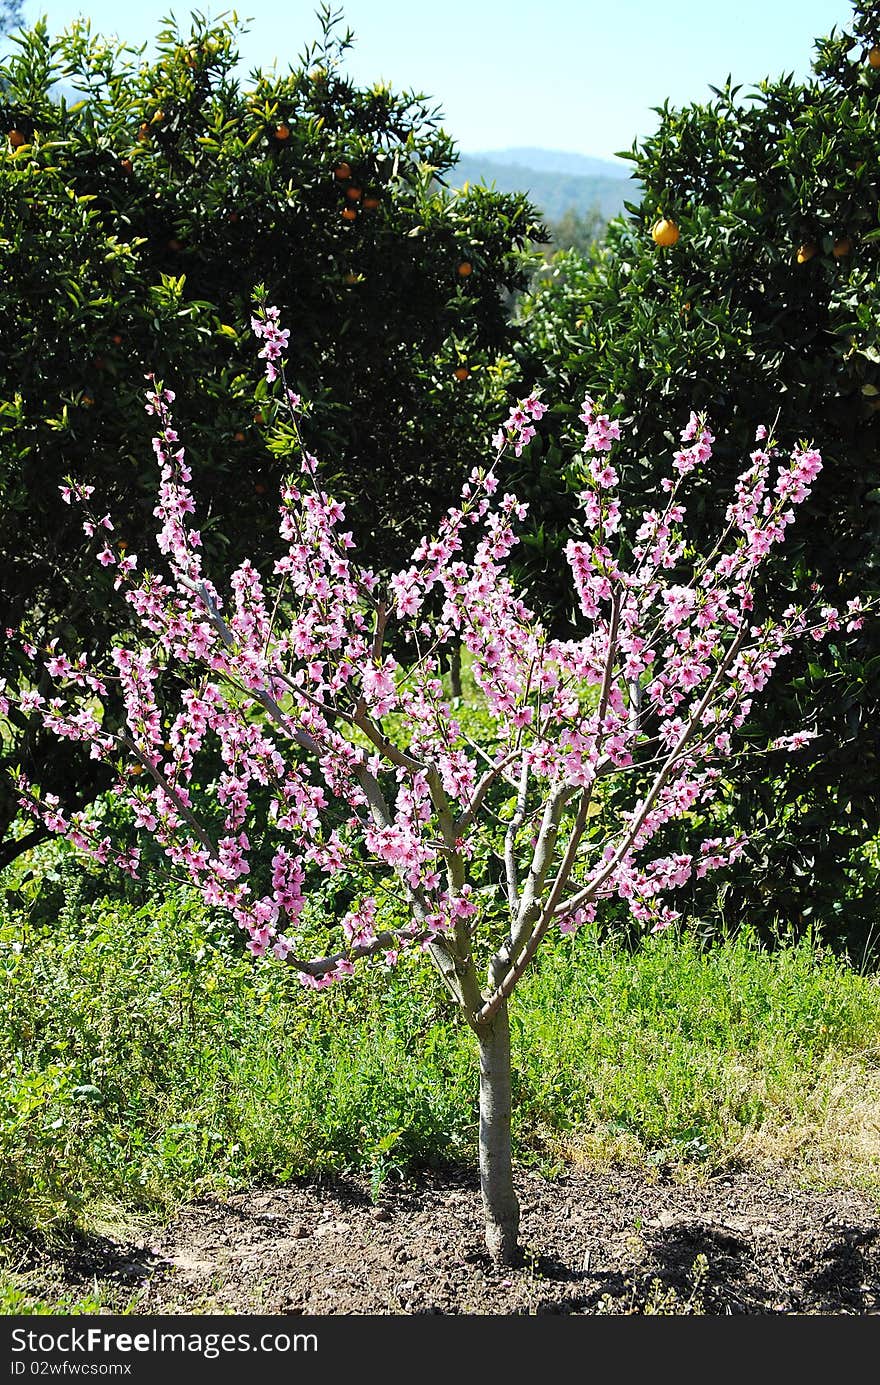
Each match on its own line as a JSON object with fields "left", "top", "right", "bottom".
{"left": 0, "top": 10, "right": 544, "bottom": 864}
{"left": 510, "top": 0, "right": 880, "bottom": 949}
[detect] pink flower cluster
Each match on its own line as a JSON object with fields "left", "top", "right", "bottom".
{"left": 251, "top": 304, "right": 290, "bottom": 384}
{"left": 492, "top": 393, "right": 547, "bottom": 456}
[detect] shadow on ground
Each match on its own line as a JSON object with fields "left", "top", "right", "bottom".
{"left": 5, "top": 1167, "right": 879, "bottom": 1315}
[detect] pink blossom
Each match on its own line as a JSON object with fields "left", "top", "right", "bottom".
{"left": 10, "top": 304, "right": 871, "bottom": 1008}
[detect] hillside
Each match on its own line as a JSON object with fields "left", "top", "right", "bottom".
{"left": 466, "top": 147, "right": 632, "bottom": 180}
{"left": 446, "top": 147, "right": 637, "bottom": 224}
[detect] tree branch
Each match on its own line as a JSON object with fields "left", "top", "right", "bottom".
{"left": 354, "top": 758, "right": 464, "bottom": 1008}
{"left": 118, "top": 733, "right": 216, "bottom": 856}
{"left": 503, "top": 754, "right": 529, "bottom": 919}
{"left": 556, "top": 625, "right": 747, "bottom": 923}
{"left": 454, "top": 749, "right": 520, "bottom": 836}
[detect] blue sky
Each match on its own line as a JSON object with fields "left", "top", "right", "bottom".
{"left": 9, "top": 1, "right": 858, "bottom": 161}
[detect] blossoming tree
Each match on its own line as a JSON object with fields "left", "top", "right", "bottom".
{"left": 6, "top": 306, "right": 865, "bottom": 1264}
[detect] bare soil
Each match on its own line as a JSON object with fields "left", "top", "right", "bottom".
{"left": 10, "top": 1166, "right": 880, "bottom": 1315}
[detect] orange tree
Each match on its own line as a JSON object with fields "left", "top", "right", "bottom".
{"left": 0, "top": 10, "right": 541, "bottom": 867}
{"left": 510, "top": 0, "right": 880, "bottom": 953}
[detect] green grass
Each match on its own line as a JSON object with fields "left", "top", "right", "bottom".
{"left": 516, "top": 925, "right": 880, "bottom": 1174}
{"left": 1, "top": 860, "right": 879, "bottom": 1245}
{"left": 0, "top": 1282, "right": 134, "bottom": 1316}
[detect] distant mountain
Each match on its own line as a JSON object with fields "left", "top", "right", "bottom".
{"left": 445, "top": 149, "right": 638, "bottom": 225}
{"left": 466, "top": 147, "right": 632, "bottom": 181}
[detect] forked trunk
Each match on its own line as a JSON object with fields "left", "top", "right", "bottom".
{"left": 476, "top": 1000, "right": 520, "bottom": 1264}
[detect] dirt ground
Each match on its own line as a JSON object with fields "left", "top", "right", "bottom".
{"left": 10, "top": 1165, "right": 880, "bottom": 1315}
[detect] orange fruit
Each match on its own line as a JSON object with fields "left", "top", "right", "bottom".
{"left": 457, "top": 260, "right": 473, "bottom": 276}
{"left": 362, "top": 194, "right": 380, "bottom": 210}
{"left": 345, "top": 185, "right": 362, "bottom": 201}
{"left": 796, "top": 242, "right": 817, "bottom": 264}
{"left": 111, "top": 333, "right": 124, "bottom": 346}
{"left": 453, "top": 366, "right": 470, "bottom": 380}
{"left": 82, "top": 395, "right": 94, "bottom": 408}
{"left": 233, "top": 430, "right": 246, "bottom": 442}
{"left": 832, "top": 237, "right": 852, "bottom": 258}
{"left": 151, "top": 109, "right": 165, "bottom": 125}
{"left": 274, "top": 123, "right": 290, "bottom": 140}
{"left": 651, "top": 218, "right": 679, "bottom": 247}
{"left": 8, "top": 129, "right": 26, "bottom": 148}
{"left": 138, "top": 122, "right": 150, "bottom": 142}
{"left": 869, "top": 47, "right": 880, "bottom": 67}
{"left": 334, "top": 161, "right": 352, "bottom": 180}
{"left": 253, "top": 410, "right": 265, "bottom": 424}
{"left": 120, "top": 158, "right": 133, "bottom": 174}
{"left": 341, "top": 206, "right": 357, "bottom": 221}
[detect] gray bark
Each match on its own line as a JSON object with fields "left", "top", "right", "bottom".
{"left": 449, "top": 644, "right": 462, "bottom": 700}
{"left": 476, "top": 1000, "right": 520, "bottom": 1264}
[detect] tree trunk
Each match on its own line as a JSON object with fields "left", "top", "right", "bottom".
{"left": 0, "top": 824, "right": 46, "bottom": 874}
{"left": 476, "top": 1000, "right": 520, "bottom": 1264}
{"left": 449, "top": 643, "right": 462, "bottom": 700}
